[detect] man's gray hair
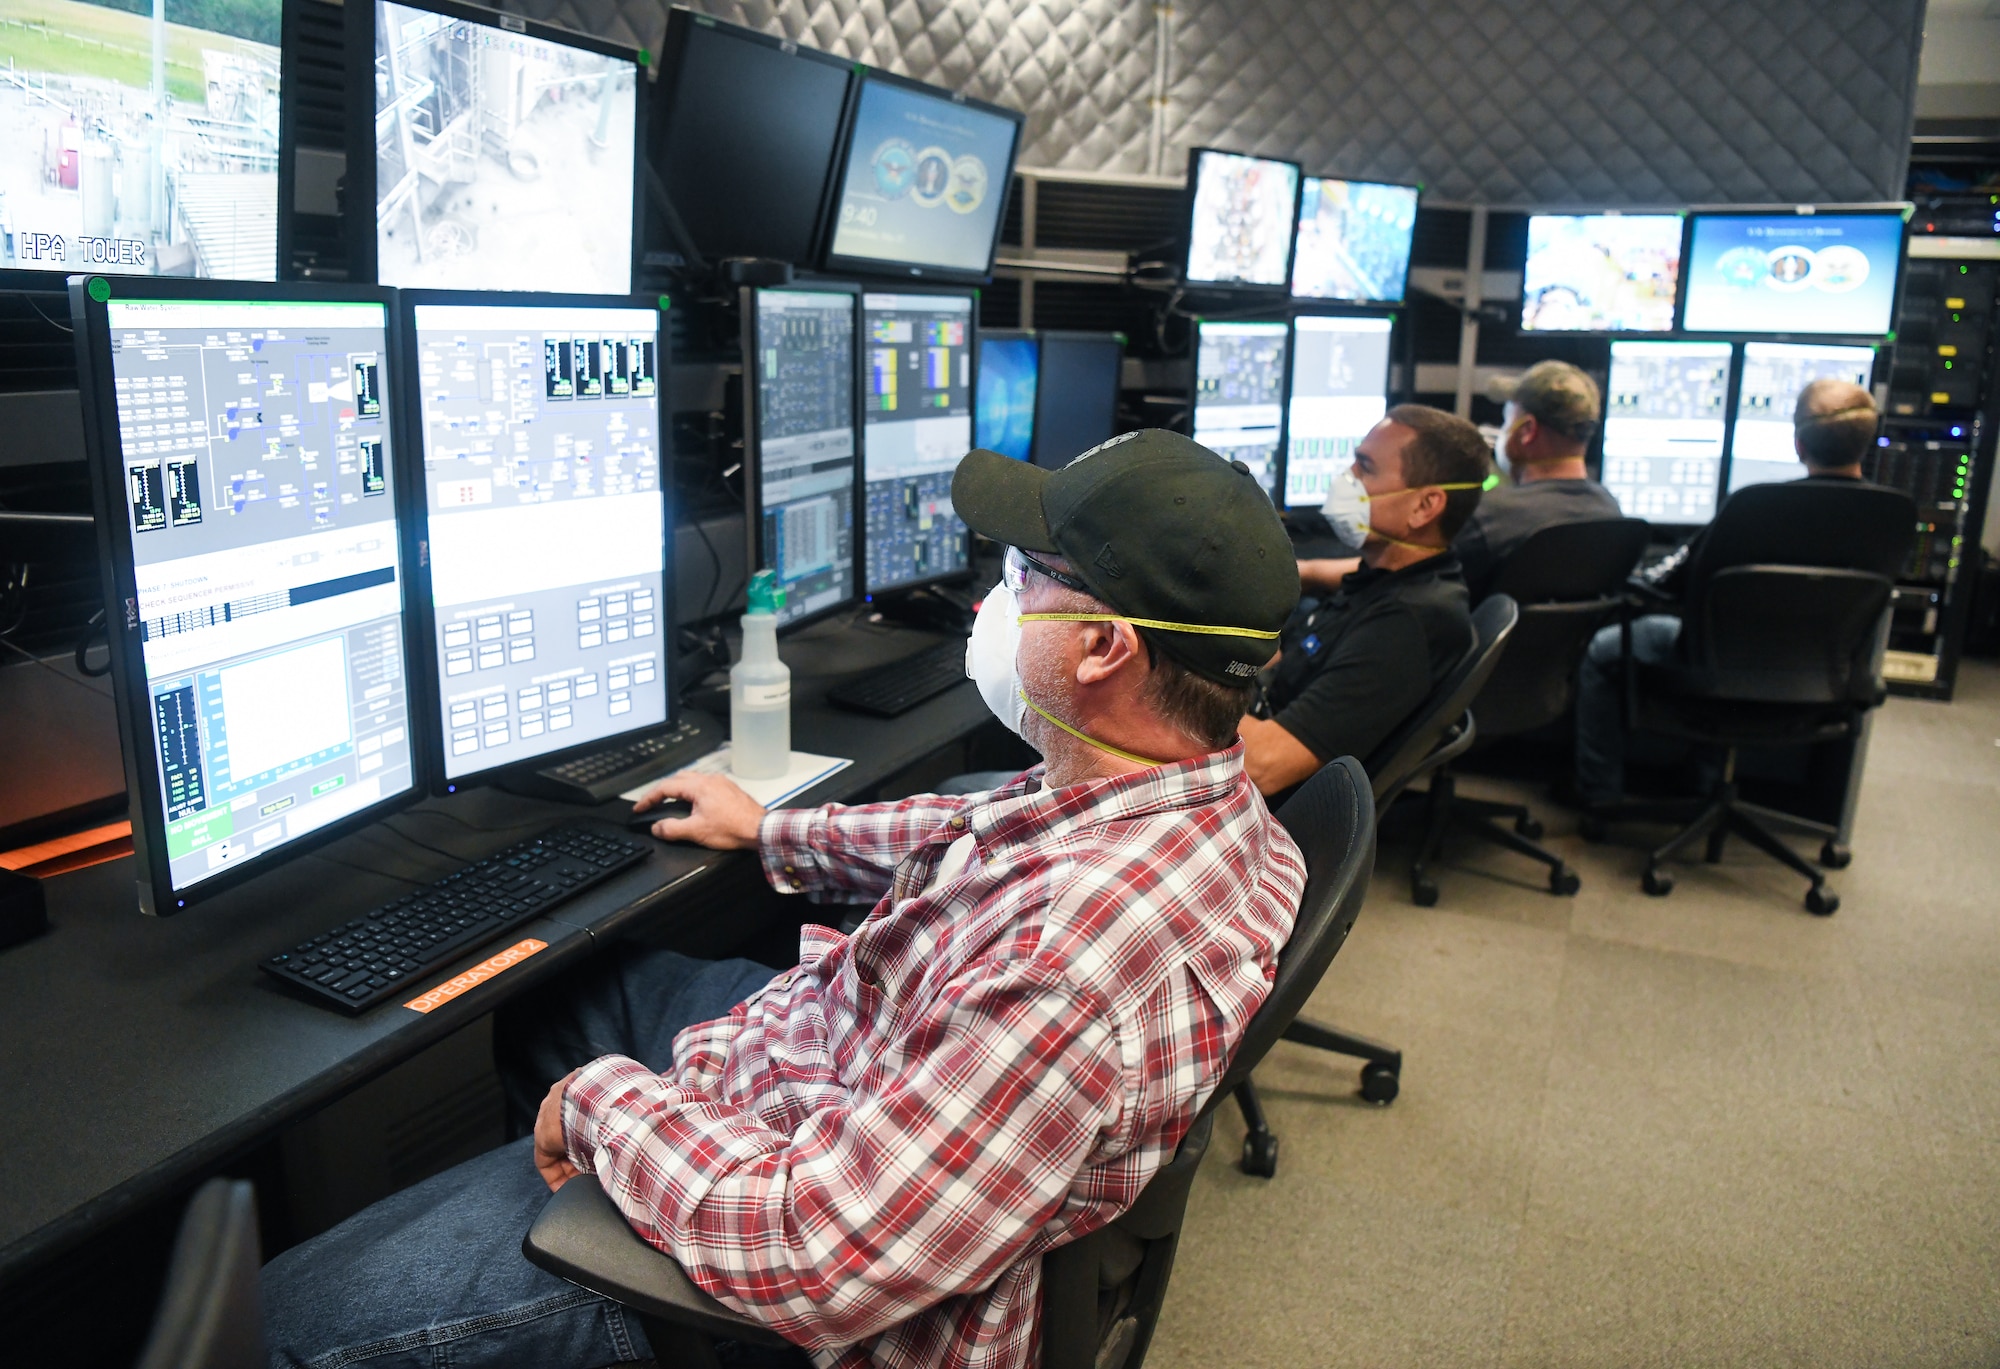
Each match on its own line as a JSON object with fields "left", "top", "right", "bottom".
{"left": 1793, "top": 379, "right": 1878, "bottom": 470}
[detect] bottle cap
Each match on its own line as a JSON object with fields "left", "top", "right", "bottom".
{"left": 746, "top": 569, "right": 786, "bottom": 615}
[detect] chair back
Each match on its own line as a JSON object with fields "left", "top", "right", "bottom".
{"left": 1473, "top": 519, "right": 1650, "bottom": 738}
{"left": 136, "top": 1179, "right": 263, "bottom": 1369}
{"left": 1039, "top": 757, "right": 1376, "bottom": 1369}
{"left": 1363, "top": 595, "right": 1519, "bottom": 806}
{"left": 1673, "top": 565, "right": 1894, "bottom": 706}
{"left": 1681, "top": 481, "right": 1916, "bottom": 594}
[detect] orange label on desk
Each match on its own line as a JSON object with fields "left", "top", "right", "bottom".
{"left": 404, "top": 938, "right": 548, "bottom": 1013}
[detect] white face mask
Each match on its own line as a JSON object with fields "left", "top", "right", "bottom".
{"left": 965, "top": 583, "right": 1028, "bottom": 736}
{"left": 1319, "top": 467, "right": 1372, "bottom": 552}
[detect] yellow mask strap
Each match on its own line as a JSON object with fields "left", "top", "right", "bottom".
{"left": 1018, "top": 612, "right": 1281, "bottom": 641}
{"left": 1358, "top": 475, "right": 1500, "bottom": 503}
{"left": 1019, "top": 690, "right": 1167, "bottom": 768}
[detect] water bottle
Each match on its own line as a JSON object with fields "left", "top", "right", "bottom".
{"left": 730, "top": 570, "right": 791, "bottom": 779}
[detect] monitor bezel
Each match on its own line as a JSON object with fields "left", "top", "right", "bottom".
{"left": 394, "top": 288, "right": 676, "bottom": 795}
{"left": 857, "top": 282, "right": 980, "bottom": 598}
{"left": 1599, "top": 337, "right": 1740, "bottom": 535}
{"left": 741, "top": 279, "right": 863, "bottom": 635}
{"left": 819, "top": 69, "right": 1026, "bottom": 285}
{"left": 1030, "top": 329, "right": 1124, "bottom": 470}
{"left": 1674, "top": 205, "right": 1914, "bottom": 343}
{"left": 68, "top": 273, "right": 423, "bottom": 917}
{"left": 1516, "top": 210, "right": 1689, "bottom": 338}
{"left": 1718, "top": 338, "right": 1882, "bottom": 499}
{"left": 1288, "top": 174, "right": 1423, "bottom": 307}
{"left": 1190, "top": 315, "right": 1292, "bottom": 502}
{"left": 1280, "top": 309, "right": 1396, "bottom": 510}
{"left": 345, "top": 0, "right": 649, "bottom": 294}
{"left": 650, "top": 8, "right": 857, "bottom": 269}
{"left": 1181, "top": 146, "right": 1306, "bottom": 294}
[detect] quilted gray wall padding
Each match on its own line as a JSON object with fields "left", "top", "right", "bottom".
{"left": 493, "top": 0, "right": 1924, "bottom": 205}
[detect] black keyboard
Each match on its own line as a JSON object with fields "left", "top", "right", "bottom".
{"left": 827, "top": 638, "right": 970, "bottom": 717}
{"left": 499, "top": 712, "right": 720, "bottom": 804}
{"left": 261, "top": 821, "right": 650, "bottom": 1014}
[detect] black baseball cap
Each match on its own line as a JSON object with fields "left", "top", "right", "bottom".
{"left": 952, "top": 430, "right": 1299, "bottom": 684}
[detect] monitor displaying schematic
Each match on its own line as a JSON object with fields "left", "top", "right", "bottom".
{"left": 1184, "top": 148, "right": 1301, "bottom": 289}
{"left": 1192, "top": 320, "right": 1287, "bottom": 498}
{"left": 1727, "top": 342, "right": 1876, "bottom": 494}
{"left": 861, "top": 290, "right": 974, "bottom": 593}
{"left": 362, "top": 0, "right": 640, "bottom": 293}
{"left": 408, "top": 297, "right": 666, "bottom": 785}
{"left": 1284, "top": 315, "right": 1392, "bottom": 507}
{"left": 747, "top": 286, "right": 857, "bottom": 629}
{"left": 1600, "top": 340, "right": 1732, "bottom": 524}
{"left": 76, "top": 288, "right": 414, "bottom": 913}
{"left": 0, "top": 0, "right": 281, "bottom": 279}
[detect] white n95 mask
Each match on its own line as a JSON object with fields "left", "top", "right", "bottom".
{"left": 966, "top": 583, "right": 1027, "bottom": 736}
{"left": 1319, "top": 468, "right": 1372, "bottom": 552}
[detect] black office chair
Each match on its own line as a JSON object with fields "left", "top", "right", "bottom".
{"left": 1589, "top": 565, "right": 1894, "bottom": 913}
{"left": 1404, "top": 519, "right": 1650, "bottom": 904}
{"left": 135, "top": 1178, "right": 264, "bottom": 1369}
{"left": 524, "top": 757, "right": 1377, "bottom": 1369}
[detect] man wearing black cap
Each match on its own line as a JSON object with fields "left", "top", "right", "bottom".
{"left": 264, "top": 432, "right": 1308, "bottom": 1369}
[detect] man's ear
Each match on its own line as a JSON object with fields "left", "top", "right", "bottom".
{"left": 1405, "top": 485, "right": 1450, "bottom": 533}
{"left": 1075, "top": 619, "right": 1145, "bottom": 686}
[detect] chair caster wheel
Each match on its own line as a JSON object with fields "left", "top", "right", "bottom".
{"left": 1411, "top": 878, "right": 1439, "bottom": 907}
{"left": 1579, "top": 816, "right": 1607, "bottom": 843}
{"left": 1549, "top": 866, "right": 1581, "bottom": 896}
{"left": 1240, "top": 1131, "right": 1279, "bottom": 1177}
{"left": 1359, "top": 1063, "right": 1400, "bottom": 1105}
{"left": 1818, "top": 842, "right": 1851, "bottom": 870}
{"left": 1642, "top": 868, "right": 1674, "bottom": 897}
{"left": 1805, "top": 887, "right": 1839, "bottom": 916}
{"left": 1515, "top": 816, "right": 1545, "bottom": 839}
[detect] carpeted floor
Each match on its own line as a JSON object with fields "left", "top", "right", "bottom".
{"left": 1148, "top": 660, "right": 2000, "bottom": 1367}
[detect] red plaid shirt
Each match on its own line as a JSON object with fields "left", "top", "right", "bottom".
{"left": 562, "top": 744, "right": 1304, "bottom": 1369}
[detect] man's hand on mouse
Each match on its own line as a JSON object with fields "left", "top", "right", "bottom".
{"left": 632, "top": 771, "right": 767, "bottom": 849}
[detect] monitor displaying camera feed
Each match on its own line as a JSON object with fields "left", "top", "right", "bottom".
{"left": 1290, "top": 177, "right": 1419, "bottom": 303}
{"left": 1601, "top": 340, "right": 1733, "bottom": 525}
{"left": 1185, "top": 149, "right": 1300, "bottom": 288}
{"left": 750, "top": 286, "right": 857, "bottom": 628}
{"left": 1192, "top": 319, "right": 1287, "bottom": 497}
{"left": 1727, "top": 342, "right": 1875, "bottom": 494}
{"left": 1681, "top": 212, "right": 1905, "bottom": 338}
{"left": 1285, "top": 315, "right": 1392, "bottom": 508}
{"left": 975, "top": 331, "right": 1037, "bottom": 463}
{"left": 371, "top": 0, "right": 637, "bottom": 293}
{"left": 861, "top": 290, "right": 973, "bottom": 592}
{"left": 826, "top": 76, "right": 1020, "bottom": 278}
{"left": 89, "top": 294, "right": 412, "bottom": 908}
{"left": 1521, "top": 214, "right": 1683, "bottom": 333}
{"left": 0, "top": 0, "right": 280, "bottom": 278}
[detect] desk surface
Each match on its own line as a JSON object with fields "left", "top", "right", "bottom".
{"left": 0, "top": 616, "right": 991, "bottom": 1282}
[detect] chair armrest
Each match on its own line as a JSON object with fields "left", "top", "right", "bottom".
{"left": 522, "top": 1179, "right": 792, "bottom": 1348}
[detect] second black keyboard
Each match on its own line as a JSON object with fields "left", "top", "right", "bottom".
{"left": 261, "top": 820, "right": 651, "bottom": 1014}
{"left": 827, "top": 638, "right": 971, "bottom": 717}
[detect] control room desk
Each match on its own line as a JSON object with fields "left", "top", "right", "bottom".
{"left": 0, "top": 619, "right": 991, "bottom": 1285}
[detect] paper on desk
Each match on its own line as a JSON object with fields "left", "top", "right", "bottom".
{"left": 620, "top": 746, "right": 853, "bottom": 810}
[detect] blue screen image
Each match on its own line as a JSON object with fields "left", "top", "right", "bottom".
{"left": 830, "top": 79, "right": 1019, "bottom": 274}
{"left": 1291, "top": 178, "right": 1419, "bottom": 302}
{"left": 1682, "top": 213, "right": 1904, "bottom": 336}
{"left": 976, "top": 336, "right": 1038, "bottom": 461}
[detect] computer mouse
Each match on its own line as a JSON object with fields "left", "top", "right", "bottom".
{"left": 627, "top": 801, "right": 692, "bottom": 832}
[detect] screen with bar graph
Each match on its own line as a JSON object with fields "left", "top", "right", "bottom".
{"left": 860, "top": 290, "right": 975, "bottom": 593}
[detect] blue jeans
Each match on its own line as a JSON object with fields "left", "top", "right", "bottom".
{"left": 1573, "top": 614, "right": 1682, "bottom": 806}
{"left": 264, "top": 949, "right": 800, "bottom": 1369}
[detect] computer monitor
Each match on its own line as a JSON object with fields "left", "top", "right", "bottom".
{"left": 0, "top": 0, "right": 281, "bottom": 281}
{"left": 1600, "top": 340, "right": 1733, "bottom": 525}
{"left": 1521, "top": 214, "right": 1684, "bottom": 333}
{"left": 1681, "top": 210, "right": 1908, "bottom": 338}
{"left": 1284, "top": 315, "right": 1393, "bottom": 508}
{"left": 975, "top": 331, "right": 1038, "bottom": 463}
{"left": 350, "top": 0, "right": 642, "bottom": 293}
{"left": 1726, "top": 342, "right": 1876, "bottom": 494}
{"left": 823, "top": 73, "right": 1023, "bottom": 283}
{"left": 1290, "top": 178, "right": 1420, "bottom": 304}
{"left": 401, "top": 293, "right": 669, "bottom": 789}
{"left": 860, "top": 289, "right": 975, "bottom": 594}
{"left": 744, "top": 284, "right": 859, "bottom": 630}
{"left": 650, "top": 10, "right": 853, "bottom": 267}
{"left": 70, "top": 278, "right": 417, "bottom": 915}
{"left": 1192, "top": 319, "right": 1288, "bottom": 498}
{"left": 1032, "top": 332, "right": 1122, "bottom": 469}
{"left": 1184, "top": 148, "right": 1301, "bottom": 290}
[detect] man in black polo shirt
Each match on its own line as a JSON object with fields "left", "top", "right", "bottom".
{"left": 1241, "top": 404, "right": 1491, "bottom": 796}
